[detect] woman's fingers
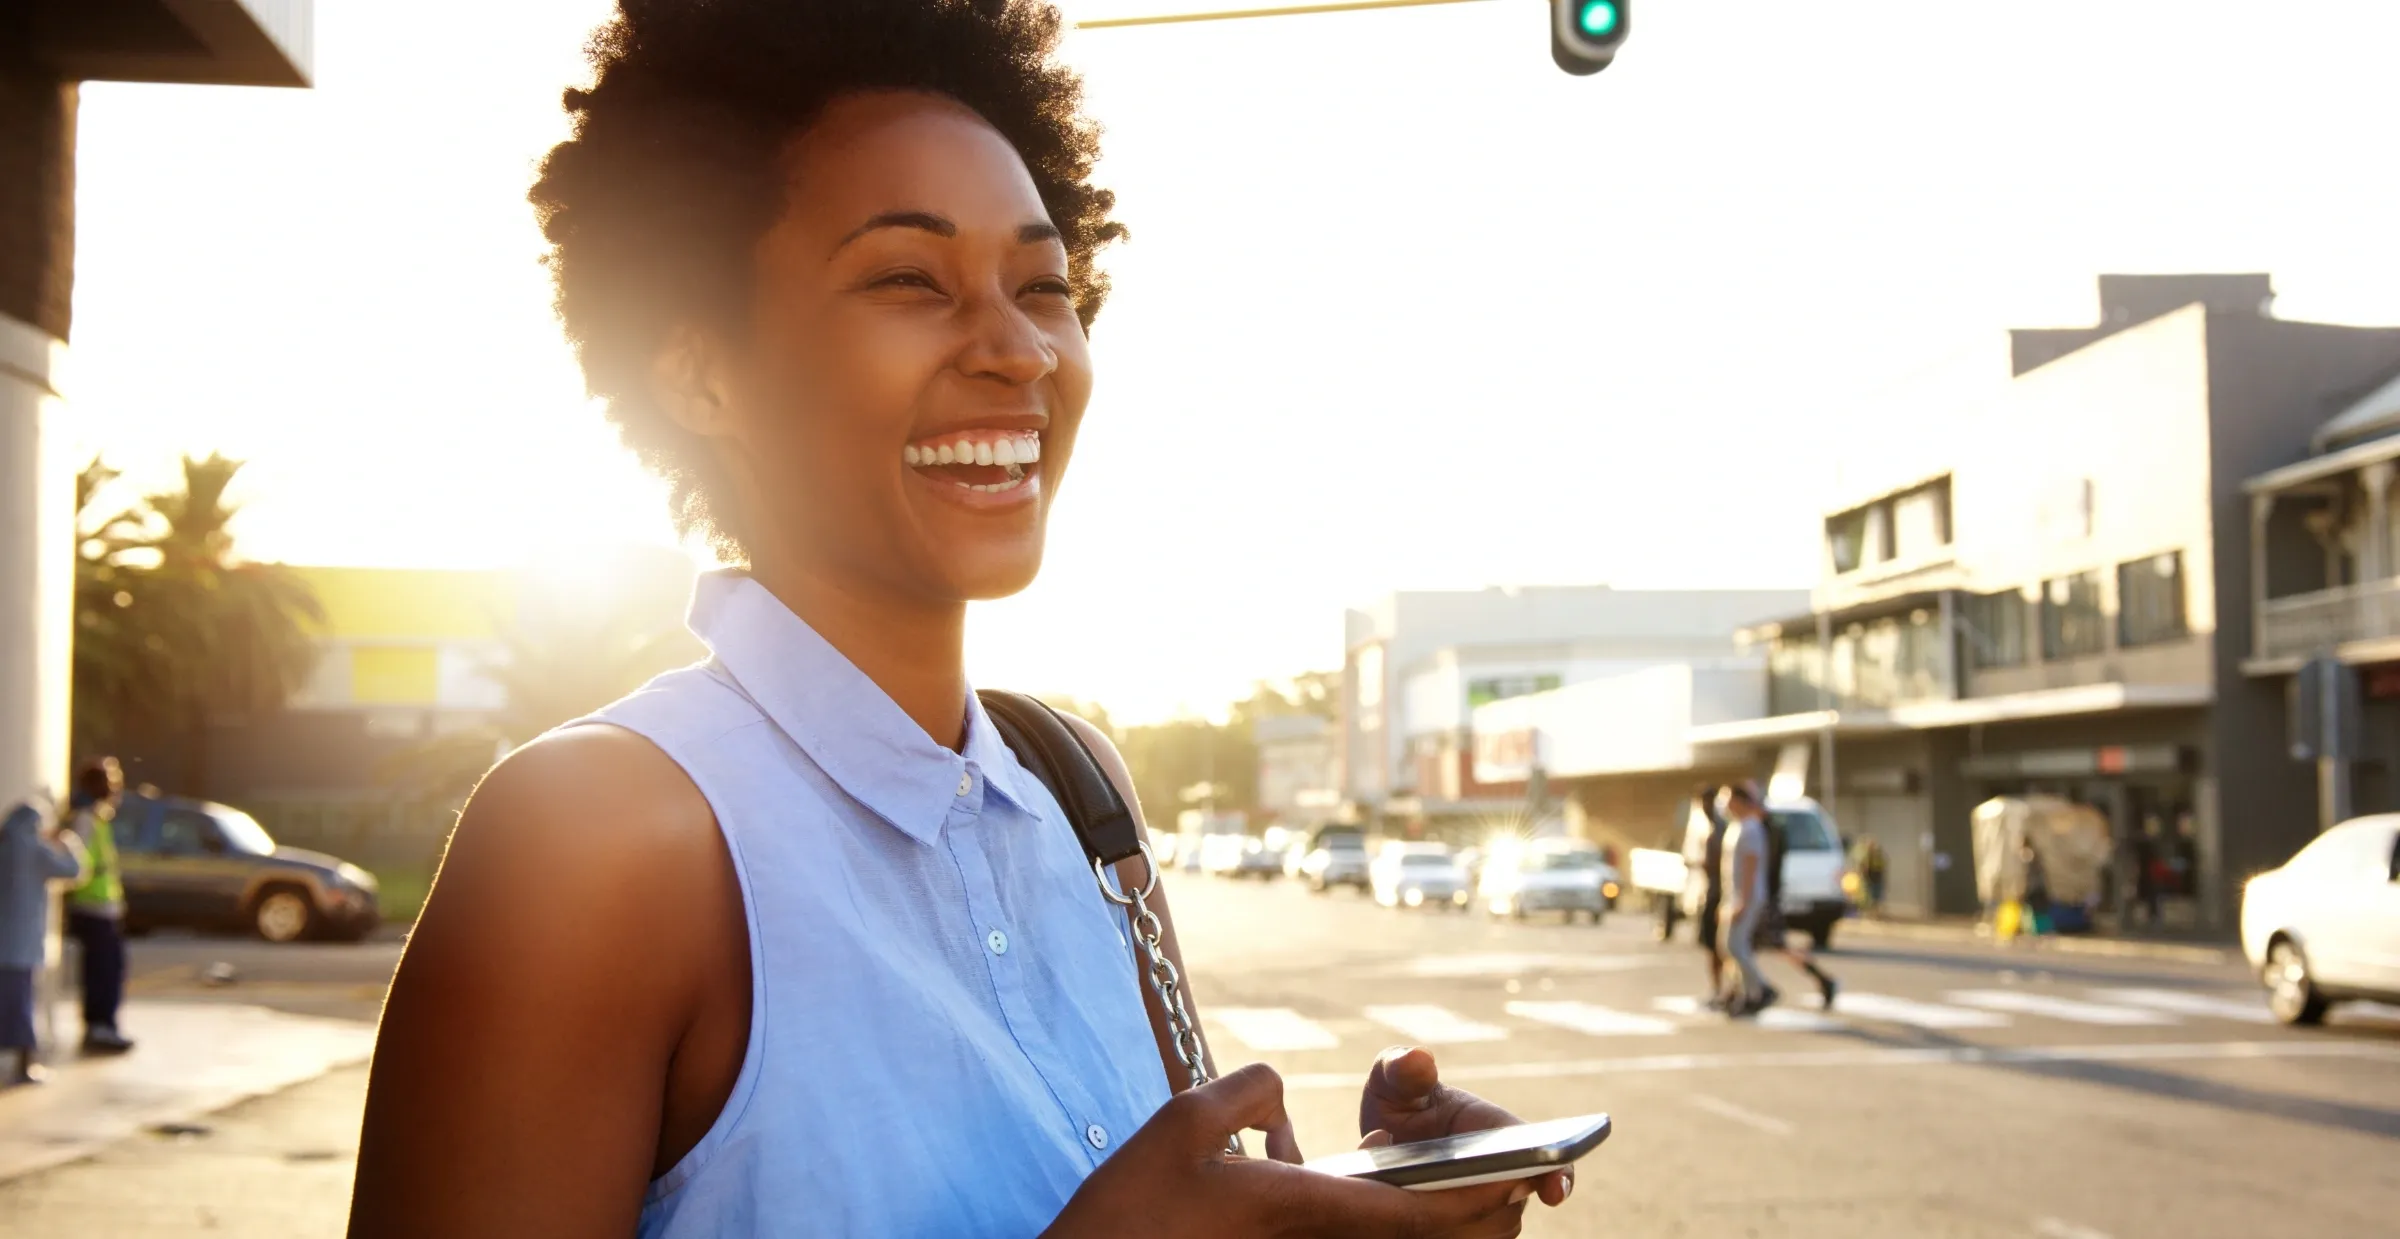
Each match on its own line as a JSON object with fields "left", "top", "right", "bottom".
{"left": 1170, "top": 1063, "right": 1292, "bottom": 1157}
{"left": 1532, "top": 1168, "right": 1572, "bottom": 1207}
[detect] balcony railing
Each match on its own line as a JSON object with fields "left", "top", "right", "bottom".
{"left": 2257, "top": 577, "right": 2400, "bottom": 662}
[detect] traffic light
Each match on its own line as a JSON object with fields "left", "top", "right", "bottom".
{"left": 1552, "top": 0, "right": 1629, "bottom": 76}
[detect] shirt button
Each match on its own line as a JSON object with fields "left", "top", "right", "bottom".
{"left": 986, "top": 928, "right": 1009, "bottom": 956}
{"left": 957, "top": 772, "right": 973, "bottom": 796}
{"left": 1086, "top": 1123, "right": 1109, "bottom": 1150}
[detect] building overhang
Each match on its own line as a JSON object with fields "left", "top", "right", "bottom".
{"left": 1685, "top": 682, "right": 2210, "bottom": 748}
{"left": 2245, "top": 430, "right": 2400, "bottom": 498}
{"left": 24, "top": 0, "right": 313, "bottom": 87}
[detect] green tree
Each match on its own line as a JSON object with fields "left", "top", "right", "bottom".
{"left": 71, "top": 454, "right": 325, "bottom": 794}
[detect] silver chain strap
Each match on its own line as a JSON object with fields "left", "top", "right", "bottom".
{"left": 1096, "top": 841, "right": 1241, "bottom": 1156}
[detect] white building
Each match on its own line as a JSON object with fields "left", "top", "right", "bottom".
{"left": 1341, "top": 586, "right": 1806, "bottom": 827}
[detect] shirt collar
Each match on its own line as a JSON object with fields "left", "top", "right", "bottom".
{"left": 689, "top": 572, "right": 1035, "bottom": 844}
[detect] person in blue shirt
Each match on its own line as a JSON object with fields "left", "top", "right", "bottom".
{"left": 350, "top": 3, "right": 1572, "bottom": 1236}
{"left": 1, "top": 794, "right": 87, "bottom": 1084}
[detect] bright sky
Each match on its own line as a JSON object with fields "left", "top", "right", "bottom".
{"left": 67, "top": 0, "right": 2400, "bottom": 723}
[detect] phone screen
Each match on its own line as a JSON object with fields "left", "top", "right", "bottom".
{"left": 1304, "top": 1114, "right": 1612, "bottom": 1189}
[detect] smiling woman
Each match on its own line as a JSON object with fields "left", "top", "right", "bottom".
{"left": 346, "top": 4, "right": 1565, "bottom": 1238}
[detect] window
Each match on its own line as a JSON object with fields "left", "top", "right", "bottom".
{"left": 1769, "top": 809, "right": 1837, "bottom": 851}
{"left": 1826, "top": 509, "right": 1868, "bottom": 574}
{"left": 159, "top": 809, "right": 218, "bottom": 855}
{"left": 1964, "top": 589, "right": 2028, "bottom": 669}
{"left": 2041, "top": 571, "right": 2106, "bottom": 660}
{"left": 1892, "top": 479, "right": 1953, "bottom": 559}
{"left": 2118, "top": 552, "right": 2188, "bottom": 648}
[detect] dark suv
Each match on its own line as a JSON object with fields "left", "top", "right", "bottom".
{"left": 114, "top": 794, "right": 380, "bottom": 942}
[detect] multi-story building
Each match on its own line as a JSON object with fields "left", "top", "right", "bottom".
{"left": 1341, "top": 586, "right": 1806, "bottom": 833}
{"left": 1721, "top": 274, "right": 2400, "bottom": 925}
{"left": 2241, "top": 364, "right": 2400, "bottom": 825}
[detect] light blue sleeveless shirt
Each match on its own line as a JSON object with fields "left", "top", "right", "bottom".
{"left": 585, "top": 573, "right": 1171, "bottom": 1238}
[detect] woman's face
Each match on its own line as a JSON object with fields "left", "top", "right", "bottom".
{"left": 705, "top": 90, "right": 1094, "bottom": 603}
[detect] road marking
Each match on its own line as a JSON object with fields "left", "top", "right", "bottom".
{"left": 1832, "top": 992, "right": 2012, "bottom": 1029}
{"left": 1393, "top": 953, "right": 1662, "bottom": 978}
{"left": 1688, "top": 1093, "right": 1795, "bottom": 1136}
{"left": 2095, "top": 988, "right": 2272, "bottom": 1024}
{"left": 1652, "top": 995, "right": 1843, "bottom": 1032}
{"left": 1208, "top": 1007, "right": 1340, "bottom": 1051}
{"left": 1363, "top": 1004, "right": 1509, "bottom": 1044}
{"left": 1946, "top": 989, "right": 2178, "bottom": 1026}
{"left": 2034, "top": 1216, "right": 2115, "bottom": 1239}
{"left": 1505, "top": 1001, "right": 1678, "bottom": 1037}
{"left": 1275, "top": 1038, "right": 2400, "bottom": 1090}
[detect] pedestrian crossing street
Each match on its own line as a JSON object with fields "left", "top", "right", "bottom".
{"left": 1203, "top": 986, "right": 2281, "bottom": 1052}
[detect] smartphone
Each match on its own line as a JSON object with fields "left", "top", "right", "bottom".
{"left": 1302, "top": 1113, "right": 1612, "bottom": 1191}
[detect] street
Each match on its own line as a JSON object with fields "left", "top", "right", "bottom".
{"left": 1171, "top": 877, "right": 2400, "bottom": 1239}
{"left": 5, "top": 880, "right": 2399, "bottom": 1237}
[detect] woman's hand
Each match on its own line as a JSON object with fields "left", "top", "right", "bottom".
{"left": 1046, "top": 1063, "right": 1538, "bottom": 1239}
{"left": 1357, "top": 1047, "right": 1573, "bottom": 1209}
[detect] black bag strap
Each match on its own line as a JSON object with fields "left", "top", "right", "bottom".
{"left": 977, "top": 689, "right": 1144, "bottom": 869}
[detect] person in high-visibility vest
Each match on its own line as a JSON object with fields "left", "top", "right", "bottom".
{"left": 64, "top": 758, "right": 133, "bottom": 1055}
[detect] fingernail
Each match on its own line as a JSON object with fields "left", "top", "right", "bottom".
{"left": 1508, "top": 1184, "right": 1533, "bottom": 1205}
{"left": 1562, "top": 1176, "right": 1574, "bottom": 1201}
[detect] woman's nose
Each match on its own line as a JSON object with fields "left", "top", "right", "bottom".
{"left": 958, "top": 295, "right": 1056, "bottom": 386}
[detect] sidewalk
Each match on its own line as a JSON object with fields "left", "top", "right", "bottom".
{"left": 1836, "top": 914, "right": 2240, "bottom": 966}
{"left": 0, "top": 1063, "right": 367, "bottom": 1238}
{"left": 0, "top": 999, "right": 376, "bottom": 1184}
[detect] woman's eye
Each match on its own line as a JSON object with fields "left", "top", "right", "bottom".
{"left": 1023, "top": 277, "right": 1074, "bottom": 298}
{"left": 869, "top": 270, "right": 941, "bottom": 292}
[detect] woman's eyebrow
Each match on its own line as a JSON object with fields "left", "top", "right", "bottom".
{"left": 833, "top": 210, "right": 955, "bottom": 252}
{"left": 830, "top": 213, "right": 1063, "bottom": 254}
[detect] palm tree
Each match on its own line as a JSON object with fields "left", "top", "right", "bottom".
{"left": 70, "top": 454, "right": 324, "bottom": 794}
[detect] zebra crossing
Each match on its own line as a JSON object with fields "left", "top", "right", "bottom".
{"left": 1204, "top": 986, "right": 2278, "bottom": 1053}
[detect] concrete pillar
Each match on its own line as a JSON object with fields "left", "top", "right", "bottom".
{"left": 2250, "top": 493, "right": 2273, "bottom": 661}
{"left": 2364, "top": 461, "right": 2395, "bottom": 581}
{"left": 2, "top": 62, "right": 78, "bottom": 1055}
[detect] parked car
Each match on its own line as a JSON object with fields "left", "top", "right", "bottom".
{"left": 2240, "top": 814, "right": 2400, "bottom": 1026}
{"left": 115, "top": 793, "right": 380, "bottom": 942}
{"left": 1299, "top": 827, "right": 1370, "bottom": 893}
{"left": 1372, "top": 843, "right": 1470, "bottom": 911}
{"left": 1199, "top": 831, "right": 1283, "bottom": 878}
{"left": 1478, "top": 839, "right": 1614, "bottom": 923}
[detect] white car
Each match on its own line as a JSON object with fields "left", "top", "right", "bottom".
{"left": 1371, "top": 844, "right": 1470, "bottom": 911}
{"left": 1478, "top": 840, "right": 1614, "bottom": 924}
{"left": 2240, "top": 814, "right": 2400, "bottom": 1025}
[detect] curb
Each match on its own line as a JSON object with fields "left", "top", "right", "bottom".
{"left": 1835, "top": 917, "right": 2239, "bottom": 967}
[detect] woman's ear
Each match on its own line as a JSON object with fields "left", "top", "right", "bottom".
{"left": 652, "top": 326, "right": 738, "bottom": 439}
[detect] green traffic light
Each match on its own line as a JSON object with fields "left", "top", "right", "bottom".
{"left": 1578, "top": 1, "right": 1620, "bottom": 38}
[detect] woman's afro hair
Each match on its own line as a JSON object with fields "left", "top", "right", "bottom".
{"left": 529, "top": 0, "right": 1123, "bottom": 561}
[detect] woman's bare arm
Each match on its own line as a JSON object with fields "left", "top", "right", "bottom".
{"left": 349, "top": 727, "right": 745, "bottom": 1237}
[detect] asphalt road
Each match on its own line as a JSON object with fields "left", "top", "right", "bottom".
{"left": 62, "top": 882, "right": 2400, "bottom": 1238}
{"left": 1165, "top": 875, "right": 2400, "bottom": 1239}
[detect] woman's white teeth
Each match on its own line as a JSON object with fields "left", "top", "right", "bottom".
{"left": 904, "top": 434, "right": 1041, "bottom": 472}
